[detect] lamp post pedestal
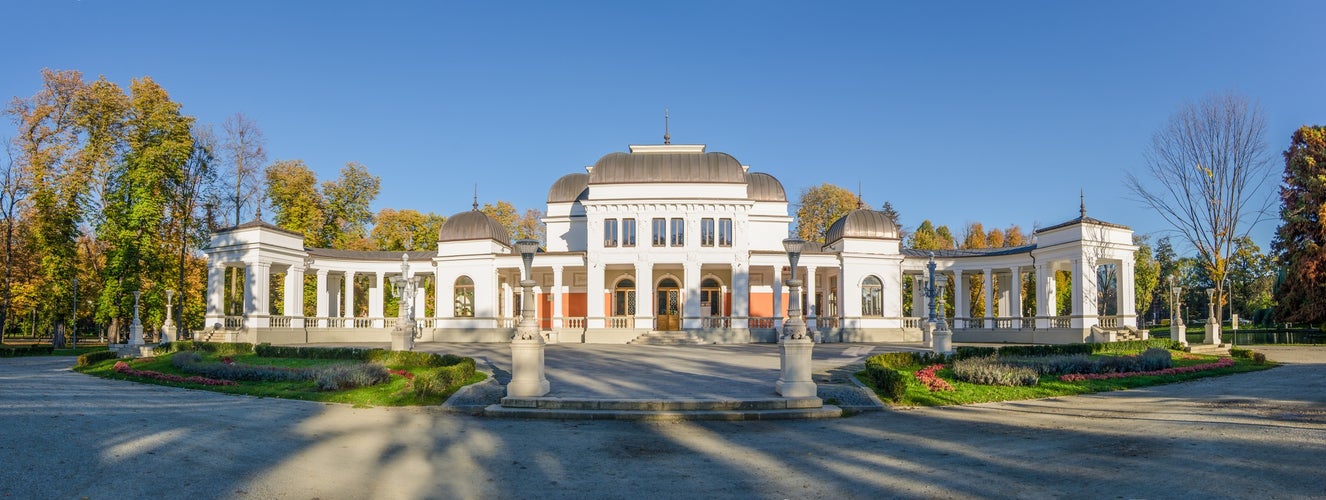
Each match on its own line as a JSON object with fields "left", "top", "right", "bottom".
{"left": 128, "top": 291, "right": 145, "bottom": 346}
{"left": 1204, "top": 289, "right": 1221, "bottom": 345}
{"left": 508, "top": 241, "right": 550, "bottom": 398}
{"left": 922, "top": 321, "right": 934, "bottom": 348}
{"left": 776, "top": 334, "right": 816, "bottom": 398}
{"left": 162, "top": 290, "right": 177, "bottom": 344}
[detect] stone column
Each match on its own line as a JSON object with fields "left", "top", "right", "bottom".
{"left": 343, "top": 271, "right": 356, "bottom": 326}
{"left": 284, "top": 267, "right": 304, "bottom": 319}
{"left": 731, "top": 262, "right": 749, "bottom": 330}
{"left": 551, "top": 266, "right": 564, "bottom": 329}
{"left": 952, "top": 270, "right": 967, "bottom": 329}
{"left": 805, "top": 266, "right": 818, "bottom": 332}
{"left": 586, "top": 263, "right": 605, "bottom": 328}
{"left": 315, "top": 269, "right": 329, "bottom": 327}
{"left": 205, "top": 264, "right": 225, "bottom": 327}
{"left": 982, "top": 268, "right": 994, "bottom": 326}
{"left": 772, "top": 275, "right": 783, "bottom": 332}
{"left": 1119, "top": 260, "right": 1137, "bottom": 327}
{"left": 635, "top": 262, "right": 653, "bottom": 328}
{"left": 246, "top": 262, "right": 271, "bottom": 328}
{"left": 1071, "top": 258, "right": 1099, "bottom": 329}
{"left": 682, "top": 261, "right": 701, "bottom": 329}
{"left": 1037, "top": 263, "right": 1055, "bottom": 329}
{"left": 368, "top": 272, "right": 385, "bottom": 328}
{"left": 502, "top": 282, "right": 514, "bottom": 319}
{"left": 912, "top": 275, "right": 926, "bottom": 319}
{"left": 1009, "top": 266, "right": 1023, "bottom": 329}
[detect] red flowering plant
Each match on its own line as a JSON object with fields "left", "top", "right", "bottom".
{"left": 1059, "top": 357, "right": 1235, "bottom": 382}
{"left": 914, "top": 364, "right": 955, "bottom": 392}
{"left": 388, "top": 369, "right": 415, "bottom": 380}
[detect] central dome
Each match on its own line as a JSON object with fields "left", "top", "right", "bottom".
{"left": 825, "top": 208, "right": 900, "bottom": 243}
{"left": 587, "top": 150, "right": 747, "bottom": 184}
{"left": 438, "top": 209, "right": 511, "bottom": 244}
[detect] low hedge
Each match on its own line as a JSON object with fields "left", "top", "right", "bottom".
{"left": 1229, "top": 347, "right": 1268, "bottom": 365}
{"left": 153, "top": 341, "right": 254, "bottom": 356}
{"left": 254, "top": 344, "right": 470, "bottom": 369}
{"left": 1091, "top": 339, "right": 1182, "bottom": 355}
{"left": 858, "top": 364, "right": 907, "bottom": 402}
{"left": 0, "top": 345, "right": 56, "bottom": 357}
{"left": 77, "top": 350, "right": 120, "bottom": 367}
{"left": 411, "top": 358, "right": 478, "bottom": 397}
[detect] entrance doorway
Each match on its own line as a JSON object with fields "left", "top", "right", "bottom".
{"left": 656, "top": 277, "right": 681, "bottom": 331}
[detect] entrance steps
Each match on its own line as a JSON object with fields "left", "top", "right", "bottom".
{"left": 1190, "top": 344, "right": 1231, "bottom": 356}
{"left": 486, "top": 396, "right": 842, "bottom": 421}
{"left": 628, "top": 331, "right": 707, "bottom": 345}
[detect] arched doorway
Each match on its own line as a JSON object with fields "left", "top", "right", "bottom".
{"left": 613, "top": 278, "right": 636, "bottom": 317}
{"left": 700, "top": 278, "right": 723, "bottom": 317}
{"left": 656, "top": 277, "right": 681, "bottom": 331}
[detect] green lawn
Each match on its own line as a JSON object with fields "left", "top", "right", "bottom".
{"left": 864, "top": 351, "right": 1275, "bottom": 407}
{"left": 75, "top": 351, "right": 485, "bottom": 407}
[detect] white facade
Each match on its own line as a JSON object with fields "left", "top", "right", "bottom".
{"left": 203, "top": 143, "right": 1141, "bottom": 345}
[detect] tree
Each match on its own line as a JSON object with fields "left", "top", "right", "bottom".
{"left": 166, "top": 126, "right": 219, "bottom": 330}
{"left": 1272, "top": 125, "right": 1326, "bottom": 324}
{"left": 370, "top": 208, "right": 445, "bottom": 251}
{"left": 879, "top": 201, "right": 907, "bottom": 240}
{"left": 907, "top": 220, "right": 957, "bottom": 250}
{"left": 221, "top": 113, "right": 266, "bottom": 225}
{"left": 1229, "top": 236, "right": 1274, "bottom": 322}
{"left": 1004, "top": 224, "right": 1027, "bottom": 247}
{"left": 795, "top": 183, "right": 858, "bottom": 242}
{"left": 320, "top": 162, "right": 380, "bottom": 249}
{"left": 264, "top": 159, "right": 325, "bottom": 245}
{"left": 480, "top": 200, "right": 518, "bottom": 241}
{"left": 0, "top": 141, "right": 27, "bottom": 343}
{"left": 515, "top": 208, "right": 545, "bottom": 244}
{"left": 1133, "top": 235, "right": 1161, "bottom": 324}
{"left": 1125, "top": 93, "right": 1273, "bottom": 326}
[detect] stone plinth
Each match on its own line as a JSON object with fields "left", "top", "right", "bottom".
{"left": 162, "top": 323, "right": 177, "bottom": 344}
{"left": 1172, "top": 324, "right": 1187, "bottom": 346}
{"left": 1204, "top": 323, "right": 1221, "bottom": 345}
{"left": 932, "top": 327, "right": 953, "bottom": 354}
{"left": 776, "top": 336, "right": 816, "bottom": 398}
{"left": 508, "top": 338, "right": 550, "bottom": 397}
{"left": 390, "top": 324, "right": 416, "bottom": 351}
{"left": 128, "top": 323, "right": 144, "bottom": 346}
{"left": 922, "top": 321, "right": 935, "bottom": 348}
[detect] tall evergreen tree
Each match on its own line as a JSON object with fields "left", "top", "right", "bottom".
{"left": 1273, "top": 125, "right": 1326, "bottom": 324}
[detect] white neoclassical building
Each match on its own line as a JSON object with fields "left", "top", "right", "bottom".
{"left": 202, "top": 142, "right": 1141, "bottom": 345}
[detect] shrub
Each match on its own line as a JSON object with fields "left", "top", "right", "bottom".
{"left": 255, "top": 344, "right": 374, "bottom": 360}
{"left": 1092, "top": 339, "right": 1181, "bottom": 355}
{"left": 76, "top": 350, "right": 120, "bottom": 367}
{"left": 315, "top": 363, "right": 390, "bottom": 391}
{"left": 1001, "top": 348, "right": 1171, "bottom": 376}
{"left": 952, "top": 346, "right": 997, "bottom": 360}
{"left": 1060, "top": 357, "right": 1234, "bottom": 381}
{"left": 913, "top": 364, "right": 954, "bottom": 392}
{"left": 170, "top": 351, "right": 312, "bottom": 382}
{"left": 865, "top": 352, "right": 917, "bottom": 369}
{"left": 951, "top": 356, "right": 1040, "bottom": 386}
{"left": 1252, "top": 352, "right": 1267, "bottom": 364}
{"left": 112, "top": 361, "right": 237, "bottom": 386}
{"left": 154, "top": 341, "right": 253, "bottom": 356}
{"left": 411, "top": 359, "right": 477, "bottom": 397}
{"left": 997, "top": 344, "right": 1093, "bottom": 357}
{"left": 859, "top": 365, "right": 907, "bottom": 402}
{"left": 0, "top": 345, "right": 56, "bottom": 357}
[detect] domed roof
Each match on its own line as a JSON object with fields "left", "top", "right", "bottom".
{"left": 438, "top": 209, "right": 511, "bottom": 244}
{"left": 547, "top": 172, "right": 589, "bottom": 203}
{"left": 745, "top": 172, "right": 786, "bottom": 202}
{"left": 825, "top": 208, "right": 900, "bottom": 243}
{"left": 587, "top": 151, "right": 747, "bottom": 184}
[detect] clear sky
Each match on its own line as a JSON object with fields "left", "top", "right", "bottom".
{"left": 3, "top": 1, "right": 1323, "bottom": 253}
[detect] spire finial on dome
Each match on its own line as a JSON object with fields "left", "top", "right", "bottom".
{"left": 473, "top": 184, "right": 479, "bottom": 211}
{"left": 1080, "top": 189, "right": 1086, "bottom": 218}
{"left": 663, "top": 108, "right": 671, "bottom": 145}
{"left": 857, "top": 181, "right": 865, "bottom": 209}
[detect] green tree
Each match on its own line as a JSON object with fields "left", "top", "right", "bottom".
{"left": 1273, "top": 125, "right": 1326, "bottom": 324}
{"left": 320, "top": 162, "right": 380, "bottom": 249}
{"left": 264, "top": 159, "right": 326, "bottom": 245}
{"left": 98, "top": 76, "right": 195, "bottom": 336}
{"left": 1229, "top": 236, "right": 1273, "bottom": 321}
{"left": 480, "top": 200, "right": 518, "bottom": 242}
{"left": 795, "top": 183, "right": 858, "bottom": 242}
{"left": 1133, "top": 235, "right": 1161, "bottom": 323}
{"left": 370, "top": 208, "right": 445, "bottom": 251}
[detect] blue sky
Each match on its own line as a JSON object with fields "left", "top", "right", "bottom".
{"left": 3, "top": 1, "right": 1323, "bottom": 253}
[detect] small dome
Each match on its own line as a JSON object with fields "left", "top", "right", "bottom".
{"left": 438, "top": 209, "right": 511, "bottom": 244}
{"left": 547, "top": 172, "right": 589, "bottom": 203}
{"left": 825, "top": 208, "right": 900, "bottom": 243}
{"left": 746, "top": 172, "right": 786, "bottom": 202}
{"left": 587, "top": 151, "right": 747, "bottom": 184}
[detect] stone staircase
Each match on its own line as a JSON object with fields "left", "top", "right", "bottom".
{"left": 485, "top": 396, "right": 842, "bottom": 420}
{"left": 628, "top": 331, "right": 707, "bottom": 345}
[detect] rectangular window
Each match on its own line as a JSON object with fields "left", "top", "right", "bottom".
{"left": 652, "top": 218, "right": 667, "bottom": 247}
{"left": 604, "top": 218, "right": 618, "bottom": 247}
{"left": 670, "top": 218, "right": 684, "bottom": 246}
{"left": 718, "top": 218, "right": 733, "bottom": 247}
{"left": 700, "top": 218, "right": 715, "bottom": 247}
{"left": 622, "top": 218, "right": 636, "bottom": 247}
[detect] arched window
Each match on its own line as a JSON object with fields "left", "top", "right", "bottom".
{"left": 454, "top": 276, "right": 475, "bottom": 317}
{"left": 700, "top": 278, "right": 723, "bottom": 316}
{"left": 614, "top": 278, "right": 636, "bottom": 316}
{"left": 861, "top": 276, "right": 883, "bottom": 317}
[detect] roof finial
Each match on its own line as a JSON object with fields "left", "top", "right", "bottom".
{"left": 473, "top": 184, "right": 479, "bottom": 211}
{"left": 663, "top": 108, "right": 671, "bottom": 145}
{"left": 1080, "top": 189, "right": 1086, "bottom": 218}
{"left": 857, "top": 181, "right": 865, "bottom": 209}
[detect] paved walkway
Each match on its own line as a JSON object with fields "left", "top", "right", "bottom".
{"left": 1, "top": 346, "right": 1323, "bottom": 499}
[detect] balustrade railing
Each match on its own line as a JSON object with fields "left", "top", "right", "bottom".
{"left": 902, "top": 317, "right": 921, "bottom": 329}
{"left": 269, "top": 316, "right": 292, "bottom": 328}
{"left": 749, "top": 317, "right": 777, "bottom": 329}
{"left": 816, "top": 316, "right": 840, "bottom": 329}
{"left": 607, "top": 316, "right": 635, "bottom": 329}
{"left": 700, "top": 316, "right": 731, "bottom": 329}
{"left": 1050, "top": 316, "right": 1071, "bottom": 328}
{"left": 223, "top": 316, "right": 244, "bottom": 329}
{"left": 563, "top": 317, "right": 586, "bottom": 329}
{"left": 1098, "top": 316, "right": 1119, "bottom": 328}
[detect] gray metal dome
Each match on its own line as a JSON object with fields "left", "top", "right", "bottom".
{"left": 825, "top": 208, "right": 900, "bottom": 243}
{"left": 438, "top": 209, "right": 511, "bottom": 244}
{"left": 547, "top": 172, "right": 589, "bottom": 203}
{"left": 745, "top": 172, "right": 786, "bottom": 202}
{"left": 587, "top": 151, "right": 747, "bottom": 184}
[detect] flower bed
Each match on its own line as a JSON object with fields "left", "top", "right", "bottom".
{"left": 913, "top": 364, "right": 954, "bottom": 392}
{"left": 113, "top": 361, "right": 237, "bottom": 386}
{"left": 1059, "top": 357, "right": 1235, "bottom": 382}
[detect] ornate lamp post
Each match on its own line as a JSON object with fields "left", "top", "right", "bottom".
{"left": 776, "top": 237, "right": 817, "bottom": 398}
{"left": 389, "top": 254, "right": 422, "bottom": 351}
{"left": 1169, "top": 276, "right": 1186, "bottom": 346}
{"left": 128, "top": 290, "right": 144, "bottom": 346}
{"left": 507, "top": 239, "right": 549, "bottom": 397}
{"left": 928, "top": 253, "right": 953, "bottom": 354}
{"left": 1204, "top": 287, "right": 1221, "bottom": 345}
